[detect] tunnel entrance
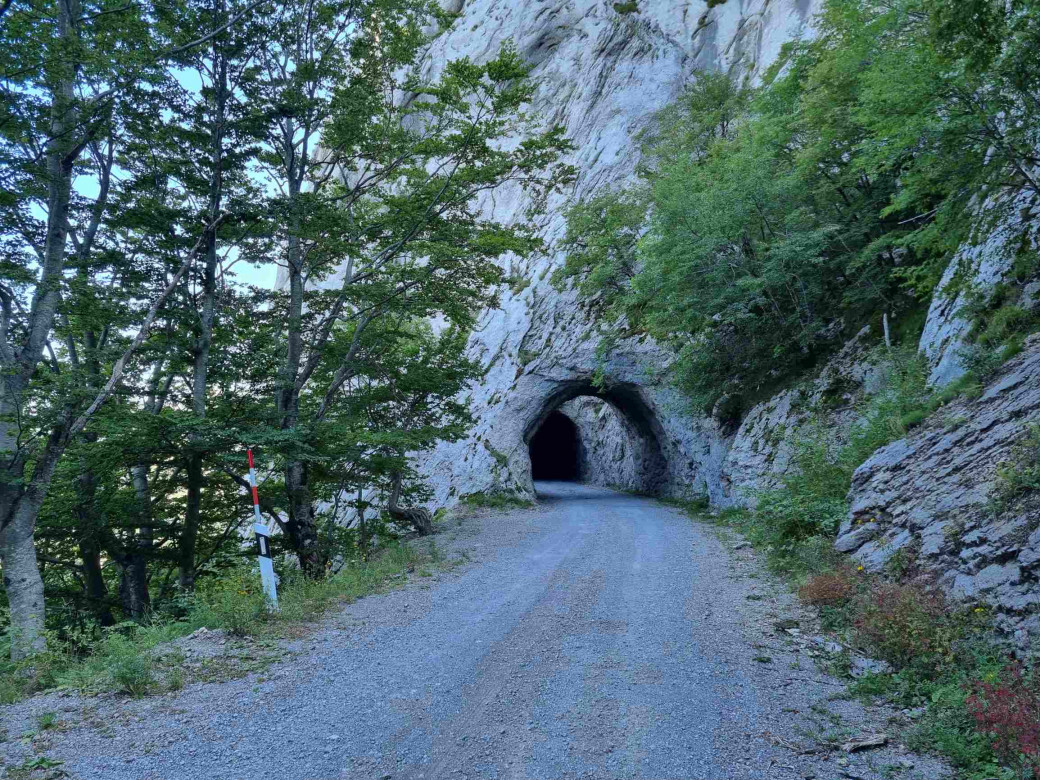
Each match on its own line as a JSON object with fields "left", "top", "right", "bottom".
{"left": 528, "top": 410, "right": 581, "bottom": 481}
{"left": 523, "top": 381, "right": 670, "bottom": 496}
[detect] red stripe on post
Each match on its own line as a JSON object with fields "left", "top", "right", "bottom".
{"left": 252, "top": 486, "right": 260, "bottom": 506}
{"left": 247, "top": 448, "right": 255, "bottom": 469}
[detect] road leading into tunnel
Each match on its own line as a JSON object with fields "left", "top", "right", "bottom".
{"left": 7, "top": 483, "right": 944, "bottom": 780}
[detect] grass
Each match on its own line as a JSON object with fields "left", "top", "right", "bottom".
{"left": 458, "top": 490, "right": 534, "bottom": 511}
{"left": 0, "top": 540, "right": 434, "bottom": 704}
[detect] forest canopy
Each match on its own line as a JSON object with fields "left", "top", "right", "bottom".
{"left": 0, "top": 0, "right": 571, "bottom": 661}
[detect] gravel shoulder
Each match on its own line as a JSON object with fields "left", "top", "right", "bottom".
{"left": 1, "top": 483, "right": 949, "bottom": 780}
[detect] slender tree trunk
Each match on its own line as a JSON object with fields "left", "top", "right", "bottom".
{"left": 117, "top": 548, "right": 150, "bottom": 621}
{"left": 276, "top": 143, "right": 325, "bottom": 574}
{"left": 73, "top": 465, "right": 115, "bottom": 626}
{"left": 121, "top": 463, "right": 155, "bottom": 620}
{"left": 180, "top": 12, "right": 226, "bottom": 590}
{"left": 79, "top": 531, "right": 113, "bottom": 627}
{"left": 0, "top": 0, "right": 80, "bottom": 656}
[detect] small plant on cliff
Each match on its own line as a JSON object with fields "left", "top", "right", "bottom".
{"left": 991, "top": 424, "right": 1040, "bottom": 511}
{"left": 966, "top": 661, "right": 1040, "bottom": 777}
{"left": 612, "top": 1, "right": 639, "bottom": 13}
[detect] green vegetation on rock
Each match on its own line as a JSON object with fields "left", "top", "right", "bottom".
{"left": 561, "top": 0, "right": 1040, "bottom": 415}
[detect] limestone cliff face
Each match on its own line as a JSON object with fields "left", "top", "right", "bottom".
{"left": 417, "top": 0, "right": 822, "bottom": 505}
{"left": 411, "top": 2, "right": 1040, "bottom": 638}
{"left": 919, "top": 186, "right": 1040, "bottom": 387}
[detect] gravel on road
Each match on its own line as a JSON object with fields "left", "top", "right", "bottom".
{"left": 0, "top": 483, "right": 948, "bottom": 780}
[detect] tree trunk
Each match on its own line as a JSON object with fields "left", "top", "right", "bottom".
{"left": 284, "top": 460, "right": 324, "bottom": 576}
{"left": 79, "top": 531, "right": 114, "bottom": 627}
{"left": 122, "top": 462, "right": 155, "bottom": 620}
{"left": 118, "top": 548, "right": 150, "bottom": 621}
{"left": 0, "top": 505, "right": 47, "bottom": 660}
{"left": 179, "top": 10, "right": 227, "bottom": 591}
{"left": 0, "top": 0, "right": 81, "bottom": 660}
{"left": 179, "top": 455, "right": 203, "bottom": 591}
{"left": 74, "top": 466, "right": 115, "bottom": 626}
{"left": 387, "top": 471, "right": 433, "bottom": 536}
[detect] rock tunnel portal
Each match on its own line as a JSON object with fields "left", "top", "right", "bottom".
{"left": 523, "top": 382, "right": 669, "bottom": 495}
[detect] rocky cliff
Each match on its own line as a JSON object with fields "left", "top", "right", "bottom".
{"left": 411, "top": 1, "right": 1040, "bottom": 640}
{"left": 418, "top": 0, "right": 823, "bottom": 506}
{"left": 838, "top": 335, "right": 1040, "bottom": 645}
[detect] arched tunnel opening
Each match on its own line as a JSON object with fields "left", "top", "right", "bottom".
{"left": 524, "top": 383, "right": 670, "bottom": 495}
{"left": 528, "top": 410, "right": 581, "bottom": 481}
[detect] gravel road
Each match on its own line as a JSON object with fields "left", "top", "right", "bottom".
{"left": 1, "top": 483, "right": 948, "bottom": 780}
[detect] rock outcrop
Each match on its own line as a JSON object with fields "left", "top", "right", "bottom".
{"left": 559, "top": 397, "right": 640, "bottom": 491}
{"left": 920, "top": 186, "right": 1040, "bottom": 387}
{"left": 839, "top": 335, "right": 1040, "bottom": 643}
{"left": 418, "top": 0, "right": 822, "bottom": 505}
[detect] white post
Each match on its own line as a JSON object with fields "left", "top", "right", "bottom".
{"left": 247, "top": 449, "right": 278, "bottom": 609}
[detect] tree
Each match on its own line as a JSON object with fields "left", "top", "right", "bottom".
{"left": 242, "top": 0, "right": 572, "bottom": 573}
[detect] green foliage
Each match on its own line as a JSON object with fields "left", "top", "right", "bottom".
{"left": 561, "top": 0, "right": 1040, "bottom": 412}
{"left": 991, "top": 424, "right": 1040, "bottom": 511}
{"left": 0, "top": 540, "right": 429, "bottom": 701}
{"left": 729, "top": 349, "right": 931, "bottom": 575}
{"left": 0, "top": 0, "right": 571, "bottom": 657}
{"left": 612, "top": 0, "right": 639, "bottom": 12}
{"left": 459, "top": 491, "right": 534, "bottom": 511}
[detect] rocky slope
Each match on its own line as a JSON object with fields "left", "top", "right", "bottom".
{"left": 838, "top": 336, "right": 1040, "bottom": 645}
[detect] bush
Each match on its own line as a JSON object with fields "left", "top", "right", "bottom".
{"left": 799, "top": 570, "right": 857, "bottom": 607}
{"left": 852, "top": 581, "right": 964, "bottom": 675}
{"left": 56, "top": 631, "right": 157, "bottom": 697}
{"left": 992, "top": 424, "right": 1040, "bottom": 510}
{"left": 190, "top": 568, "right": 271, "bottom": 637}
{"left": 966, "top": 661, "right": 1040, "bottom": 777}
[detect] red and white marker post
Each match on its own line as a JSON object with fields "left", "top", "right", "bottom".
{"left": 247, "top": 448, "right": 278, "bottom": 608}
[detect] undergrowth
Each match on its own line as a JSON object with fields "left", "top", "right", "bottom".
{"left": 459, "top": 491, "right": 534, "bottom": 511}
{"left": 0, "top": 541, "right": 429, "bottom": 703}
{"left": 674, "top": 347, "right": 1037, "bottom": 779}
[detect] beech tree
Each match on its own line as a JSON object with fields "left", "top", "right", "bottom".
{"left": 242, "top": 0, "right": 572, "bottom": 574}
{"left": 1, "top": 0, "right": 571, "bottom": 658}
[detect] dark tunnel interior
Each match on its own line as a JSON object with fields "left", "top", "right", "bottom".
{"left": 528, "top": 410, "right": 581, "bottom": 481}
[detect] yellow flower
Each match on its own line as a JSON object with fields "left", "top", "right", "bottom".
{"left": 857, "top": 565, "right": 865, "bottom": 572}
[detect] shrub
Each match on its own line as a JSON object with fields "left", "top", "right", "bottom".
{"left": 57, "top": 631, "right": 156, "bottom": 697}
{"left": 101, "top": 635, "right": 156, "bottom": 697}
{"left": 966, "top": 661, "right": 1040, "bottom": 777}
{"left": 992, "top": 424, "right": 1040, "bottom": 510}
{"left": 978, "top": 304, "right": 1033, "bottom": 348}
{"left": 190, "top": 568, "right": 271, "bottom": 637}
{"left": 799, "top": 570, "right": 856, "bottom": 607}
{"left": 852, "top": 581, "right": 963, "bottom": 675}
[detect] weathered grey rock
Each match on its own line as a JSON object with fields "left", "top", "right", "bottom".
{"left": 558, "top": 397, "right": 640, "bottom": 491}
{"left": 842, "top": 334, "right": 1040, "bottom": 639}
{"left": 919, "top": 188, "right": 1040, "bottom": 387}
{"left": 723, "top": 327, "right": 886, "bottom": 502}
{"left": 416, "top": 0, "right": 823, "bottom": 506}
